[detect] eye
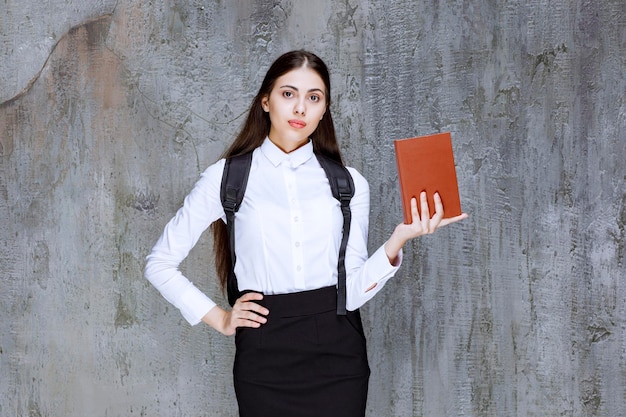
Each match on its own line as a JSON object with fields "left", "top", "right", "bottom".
{"left": 309, "top": 95, "right": 320, "bottom": 102}
{"left": 282, "top": 91, "right": 294, "bottom": 98}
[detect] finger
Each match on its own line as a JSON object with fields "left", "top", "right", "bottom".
{"left": 419, "top": 191, "right": 430, "bottom": 230}
{"left": 238, "top": 302, "right": 269, "bottom": 318}
{"left": 235, "top": 293, "right": 270, "bottom": 317}
{"left": 238, "top": 292, "right": 264, "bottom": 302}
{"left": 238, "top": 320, "right": 263, "bottom": 329}
{"left": 410, "top": 197, "right": 420, "bottom": 225}
{"left": 438, "top": 212, "right": 469, "bottom": 228}
{"left": 429, "top": 192, "right": 445, "bottom": 232}
{"left": 230, "top": 306, "right": 268, "bottom": 327}
{"left": 230, "top": 315, "right": 263, "bottom": 330}
{"left": 235, "top": 299, "right": 269, "bottom": 317}
{"left": 235, "top": 310, "right": 268, "bottom": 325}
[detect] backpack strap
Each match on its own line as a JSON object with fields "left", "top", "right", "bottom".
{"left": 220, "top": 150, "right": 355, "bottom": 315}
{"left": 220, "top": 151, "right": 253, "bottom": 306}
{"left": 315, "top": 153, "right": 355, "bottom": 315}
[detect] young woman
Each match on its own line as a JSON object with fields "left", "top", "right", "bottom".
{"left": 144, "top": 50, "right": 467, "bottom": 417}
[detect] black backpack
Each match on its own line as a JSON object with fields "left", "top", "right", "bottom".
{"left": 220, "top": 150, "right": 354, "bottom": 315}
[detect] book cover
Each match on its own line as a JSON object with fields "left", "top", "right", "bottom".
{"left": 394, "top": 132, "right": 462, "bottom": 223}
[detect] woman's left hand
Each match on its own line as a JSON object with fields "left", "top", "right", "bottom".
{"left": 384, "top": 191, "right": 468, "bottom": 263}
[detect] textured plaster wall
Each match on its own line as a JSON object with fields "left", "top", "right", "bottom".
{"left": 1, "top": 0, "right": 624, "bottom": 416}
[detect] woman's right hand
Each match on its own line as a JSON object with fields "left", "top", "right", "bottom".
{"left": 202, "top": 292, "right": 269, "bottom": 336}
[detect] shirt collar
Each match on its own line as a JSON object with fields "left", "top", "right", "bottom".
{"left": 261, "top": 137, "right": 314, "bottom": 168}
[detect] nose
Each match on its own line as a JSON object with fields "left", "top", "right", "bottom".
{"left": 294, "top": 100, "right": 305, "bottom": 116}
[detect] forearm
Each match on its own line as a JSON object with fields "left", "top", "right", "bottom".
{"left": 384, "top": 225, "right": 410, "bottom": 265}
{"left": 202, "top": 305, "right": 231, "bottom": 335}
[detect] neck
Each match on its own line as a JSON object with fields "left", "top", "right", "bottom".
{"left": 268, "top": 136, "right": 309, "bottom": 153}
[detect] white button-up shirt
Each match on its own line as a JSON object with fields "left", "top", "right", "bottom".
{"left": 144, "top": 138, "right": 401, "bottom": 325}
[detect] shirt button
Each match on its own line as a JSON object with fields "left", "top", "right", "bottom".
{"left": 293, "top": 216, "right": 299, "bottom": 222}
{"left": 296, "top": 265, "right": 302, "bottom": 271}
{"left": 295, "top": 242, "right": 300, "bottom": 247}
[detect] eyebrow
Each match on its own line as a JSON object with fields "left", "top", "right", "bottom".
{"left": 279, "top": 85, "right": 325, "bottom": 95}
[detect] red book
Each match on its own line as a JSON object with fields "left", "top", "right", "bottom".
{"left": 394, "top": 132, "right": 462, "bottom": 223}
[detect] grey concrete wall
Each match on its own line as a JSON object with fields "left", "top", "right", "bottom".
{"left": 1, "top": 0, "right": 624, "bottom": 416}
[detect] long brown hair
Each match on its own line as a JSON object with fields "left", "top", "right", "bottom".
{"left": 211, "top": 50, "right": 344, "bottom": 293}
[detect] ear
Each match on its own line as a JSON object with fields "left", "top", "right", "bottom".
{"left": 261, "top": 96, "right": 269, "bottom": 112}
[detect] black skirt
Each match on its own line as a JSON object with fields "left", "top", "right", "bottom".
{"left": 233, "top": 286, "right": 370, "bottom": 417}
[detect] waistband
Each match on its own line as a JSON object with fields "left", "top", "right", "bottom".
{"left": 244, "top": 286, "right": 337, "bottom": 317}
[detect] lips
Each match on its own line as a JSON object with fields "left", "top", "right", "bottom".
{"left": 288, "top": 119, "right": 307, "bottom": 129}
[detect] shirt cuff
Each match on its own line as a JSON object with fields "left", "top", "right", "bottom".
{"left": 361, "top": 244, "right": 402, "bottom": 295}
{"left": 178, "top": 285, "right": 217, "bottom": 326}
{"left": 369, "top": 243, "right": 402, "bottom": 276}
{"left": 346, "top": 244, "right": 403, "bottom": 311}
